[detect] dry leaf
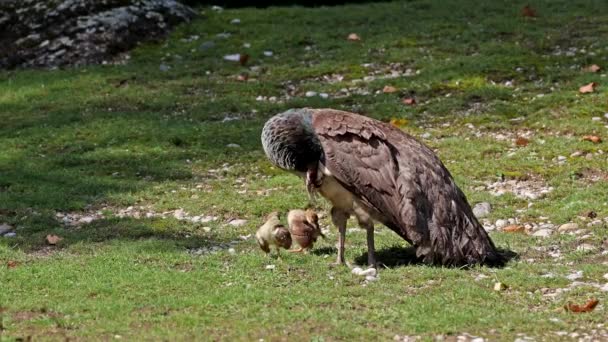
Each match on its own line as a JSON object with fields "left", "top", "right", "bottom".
{"left": 503, "top": 224, "right": 525, "bottom": 233}
{"left": 585, "top": 64, "right": 601, "bottom": 73}
{"left": 565, "top": 298, "right": 599, "bottom": 313}
{"left": 389, "top": 118, "right": 408, "bottom": 128}
{"left": 239, "top": 54, "right": 249, "bottom": 66}
{"left": 383, "top": 85, "right": 398, "bottom": 93}
{"left": 579, "top": 82, "right": 597, "bottom": 94}
{"left": 46, "top": 234, "right": 63, "bottom": 245}
{"left": 7, "top": 260, "right": 18, "bottom": 268}
{"left": 402, "top": 97, "right": 416, "bottom": 105}
{"left": 515, "top": 137, "right": 530, "bottom": 147}
{"left": 521, "top": 5, "right": 537, "bottom": 17}
{"left": 236, "top": 73, "right": 249, "bottom": 81}
{"left": 582, "top": 135, "right": 602, "bottom": 143}
{"left": 347, "top": 33, "right": 361, "bottom": 41}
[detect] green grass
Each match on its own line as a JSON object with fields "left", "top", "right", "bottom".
{"left": 2, "top": 0, "right": 608, "bottom": 340}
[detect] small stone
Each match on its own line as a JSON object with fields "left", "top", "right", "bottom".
{"left": 592, "top": 117, "right": 601, "bottom": 121}
{"left": 421, "top": 132, "right": 432, "bottom": 139}
{"left": 472, "top": 202, "right": 492, "bottom": 218}
{"left": 557, "top": 155, "right": 566, "bottom": 161}
{"left": 558, "top": 223, "right": 579, "bottom": 232}
{"left": 265, "top": 264, "right": 275, "bottom": 270}
{"left": 159, "top": 63, "right": 170, "bottom": 72}
{"left": 494, "top": 282, "right": 507, "bottom": 291}
{"left": 532, "top": 229, "right": 553, "bottom": 238}
{"left": 228, "top": 248, "right": 236, "bottom": 254}
{"left": 603, "top": 273, "right": 608, "bottom": 280}
{"left": 230, "top": 18, "right": 240, "bottom": 24}
{"left": 305, "top": 91, "right": 317, "bottom": 97}
{"left": 243, "top": 43, "right": 251, "bottom": 48}
{"left": 229, "top": 219, "right": 248, "bottom": 227}
{"left": 319, "top": 93, "right": 329, "bottom": 99}
{"left": 263, "top": 51, "right": 273, "bottom": 57}
{"left": 226, "top": 143, "right": 241, "bottom": 148}
{"left": 495, "top": 219, "right": 507, "bottom": 229}
{"left": 173, "top": 209, "right": 186, "bottom": 219}
{"left": 202, "top": 227, "right": 211, "bottom": 232}
{"left": 223, "top": 54, "right": 241, "bottom": 62}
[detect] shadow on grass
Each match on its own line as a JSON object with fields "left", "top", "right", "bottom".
{"left": 4, "top": 216, "right": 227, "bottom": 252}
{"left": 354, "top": 245, "right": 518, "bottom": 269}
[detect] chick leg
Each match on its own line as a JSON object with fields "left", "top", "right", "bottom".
{"left": 331, "top": 207, "right": 348, "bottom": 265}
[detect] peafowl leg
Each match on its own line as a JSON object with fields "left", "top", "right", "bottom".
{"left": 331, "top": 207, "right": 348, "bottom": 265}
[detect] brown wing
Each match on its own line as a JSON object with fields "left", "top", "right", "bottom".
{"left": 311, "top": 109, "right": 501, "bottom": 266}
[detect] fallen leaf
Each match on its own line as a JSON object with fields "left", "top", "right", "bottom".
{"left": 565, "top": 298, "right": 599, "bottom": 313}
{"left": 585, "top": 64, "right": 601, "bottom": 73}
{"left": 521, "top": 5, "right": 537, "bottom": 17}
{"left": 503, "top": 224, "right": 525, "bottom": 233}
{"left": 383, "top": 85, "right": 398, "bottom": 93}
{"left": 515, "top": 137, "right": 530, "bottom": 147}
{"left": 239, "top": 54, "right": 249, "bottom": 66}
{"left": 236, "top": 73, "right": 249, "bottom": 81}
{"left": 579, "top": 82, "right": 597, "bottom": 94}
{"left": 389, "top": 118, "right": 408, "bottom": 128}
{"left": 7, "top": 260, "right": 18, "bottom": 268}
{"left": 347, "top": 33, "right": 361, "bottom": 41}
{"left": 46, "top": 234, "right": 63, "bottom": 245}
{"left": 582, "top": 135, "right": 602, "bottom": 143}
{"left": 402, "top": 97, "right": 416, "bottom": 105}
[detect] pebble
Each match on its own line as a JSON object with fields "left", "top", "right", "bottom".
{"left": 532, "top": 229, "right": 553, "bottom": 238}
{"left": 4, "top": 232, "right": 16, "bottom": 237}
{"left": 226, "top": 143, "right": 241, "bottom": 148}
{"left": 230, "top": 18, "right": 240, "bottom": 24}
{"left": 305, "top": 91, "right": 317, "bottom": 97}
{"left": 319, "top": 92, "right": 329, "bottom": 99}
{"left": 557, "top": 155, "right": 566, "bottom": 161}
{"left": 263, "top": 50, "right": 273, "bottom": 57}
{"left": 558, "top": 222, "right": 579, "bottom": 232}
{"left": 265, "top": 264, "right": 275, "bottom": 270}
{"left": 421, "top": 132, "right": 432, "bottom": 139}
{"left": 228, "top": 248, "right": 236, "bottom": 254}
{"left": 159, "top": 63, "right": 170, "bottom": 72}
{"left": 228, "top": 219, "right": 248, "bottom": 227}
{"left": 473, "top": 202, "right": 492, "bottom": 218}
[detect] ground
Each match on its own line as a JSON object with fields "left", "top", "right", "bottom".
{"left": 1, "top": 1, "right": 608, "bottom": 340}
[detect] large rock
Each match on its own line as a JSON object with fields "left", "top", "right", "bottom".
{"left": 0, "top": 0, "right": 196, "bottom": 69}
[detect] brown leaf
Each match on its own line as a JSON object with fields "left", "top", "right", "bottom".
{"left": 402, "top": 97, "right": 416, "bottom": 105}
{"left": 239, "top": 54, "right": 249, "bottom": 66}
{"left": 383, "top": 85, "right": 398, "bottom": 93}
{"left": 503, "top": 224, "right": 525, "bottom": 233}
{"left": 582, "top": 135, "right": 602, "bottom": 143}
{"left": 585, "top": 64, "right": 601, "bottom": 73}
{"left": 521, "top": 5, "right": 537, "bottom": 17}
{"left": 46, "top": 234, "right": 63, "bottom": 245}
{"left": 565, "top": 298, "right": 599, "bottom": 313}
{"left": 347, "top": 33, "right": 361, "bottom": 41}
{"left": 515, "top": 137, "right": 530, "bottom": 147}
{"left": 579, "top": 82, "right": 597, "bottom": 94}
{"left": 7, "top": 260, "right": 18, "bottom": 268}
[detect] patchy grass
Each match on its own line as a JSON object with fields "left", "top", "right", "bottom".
{"left": 1, "top": 0, "right": 608, "bottom": 340}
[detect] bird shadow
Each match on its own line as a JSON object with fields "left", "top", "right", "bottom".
{"left": 354, "top": 246, "right": 518, "bottom": 269}
{"left": 311, "top": 246, "right": 337, "bottom": 256}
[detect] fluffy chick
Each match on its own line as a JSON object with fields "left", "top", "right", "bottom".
{"left": 288, "top": 208, "right": 325, "bottom": 252}
{"left": 256, "top": 212, "right": 292, "bottom": 255}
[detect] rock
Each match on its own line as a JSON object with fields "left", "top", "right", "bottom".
{"left": 4, "top": 232, "right": 16, "bottom": 237}
{"left": 0, "top": 0, "right": 197, "bottom": 69}
{"left": 223, "top": 54, "right": 241, "bottom": 62}
{"left": 319, "top": 93, "right": 329, "bottom": 99}
{"left": 558, "top": 223, "right": 579, "bottom": 232}
{"left": 473, "top": 202, "right": 492, "bottom": 218}
{"left": 305, "top": 91, "right": 317, "bottom": 97}
{"left": 230, "top": 18, "right": 240, "bottom": 24}
{"left": 228, "top": 219, "right": 247, "bottom": 227}
{"left": 159, "top": 63, "right": 170, "bottom": 72}
{"left": 263, "top": 50, "right": 273, "bottom": 57}
{"left": 198, "top": 41, "right": 215, "bottom": 51}
{"left": 557, "top": 155, "right": 567, "bottom": 161}
{"left": 0, "top": 223, "right": 13, "bottom": 235}
{"left": 532, "top": 229, "right": 553, "bottom": 238}
{"left": 228, "top": 248, "right": 236, "bottom": 254}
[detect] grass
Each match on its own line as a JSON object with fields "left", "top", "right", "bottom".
{"left": 1, "top": 0, "right": 608, "bottom": 340}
